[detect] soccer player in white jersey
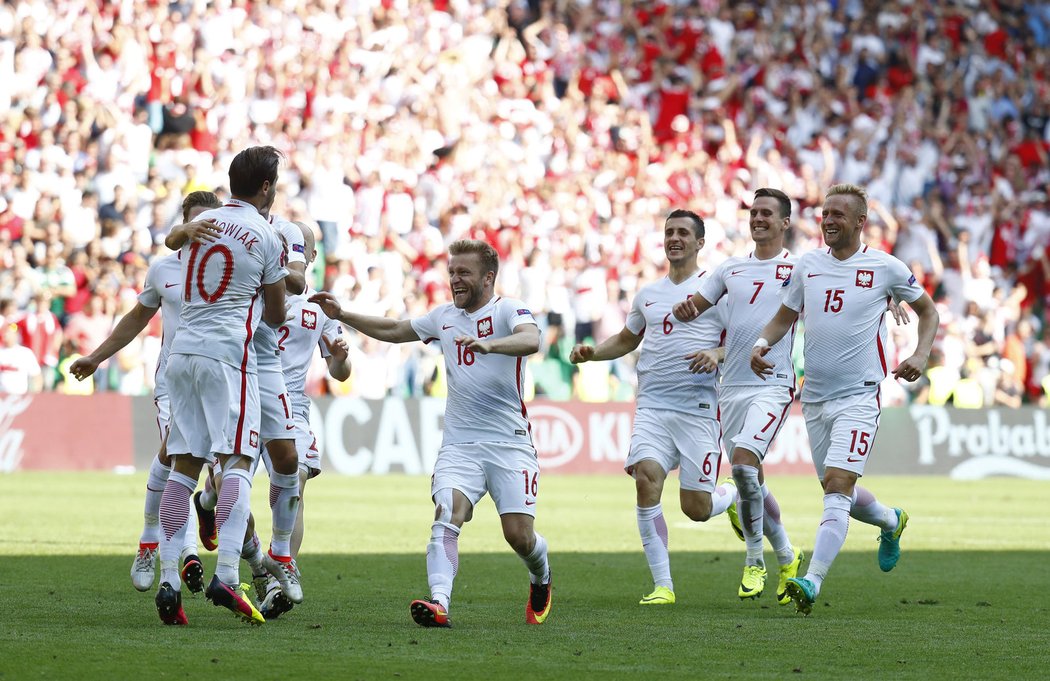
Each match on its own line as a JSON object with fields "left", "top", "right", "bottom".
{"left": 672, "top": 189, "right": 803, "bottom": 604}
{"left": 256, "top": 221, "right": 351, "bottom": 620}
{"left": 569, "top": 210, "right": 739, "bottom": 606}
{"left": 70, "top": 191, "right": 221, "bottom": 594}
{"left": 154, "top": 146, "right": 288, "bottom": 626}
{"left": 750, "top": 183, "right": 938, "bottom": 615}
{"left": 309, "top": 239, "right": 552, "bottom": 628}
{"left": 167, "top": 199, "right": 310, "bottom": 608}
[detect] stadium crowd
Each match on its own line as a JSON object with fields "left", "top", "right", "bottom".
{"left": 0, "top": 0, "right": 1047, "bottom": 406}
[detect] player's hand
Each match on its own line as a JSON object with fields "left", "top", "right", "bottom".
{"left": 322, "top": 335, "right": 349, "bottom": 362}
{"left": 69, "top": 356, "right": 99, "bottom": 381}
{"left": 892, "top": 355, "right": 925, "bottom": 382}
{"left": 308, "top": 292, "right": 344, "bottom": 320}
{"left": 672, "top": 299, "right": 699, "bottom": 322}
{"left": 182, "top": 220, "right": 222, "bottom": 244}
{"left": 569, "top": 344, "right": 594, "bottom": 363}
{"left": 686, "top": 349, "right": 719, "bottom": 374}
{"left": 750, "top": 345, "right": 774, "bottom": 380}
{"left": 455, "top": 335, "right": 490, "bottom": 354}
{"left": 887, "top": 298, "right": 910, "bottom": 325}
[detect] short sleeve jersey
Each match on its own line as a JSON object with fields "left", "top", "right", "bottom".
{"left": 137, "top": 253, "right": 183, "bottom": 395}
{"left": 626, "top": 271, "right": 722, "bottom": 417}
{"left": 279, "top": 289, "right": 343, "bottom": 417}
{"left": 170, "top": 199, "right": 287, "bottom": 373}
{"left": 697, "top": 250, "right": 798, "bottom": 389}
{"left": 779, "top": 245, "right": 924, "bottom": 402}
{"left": 255, "top": 214, "right": 303, "bottom": 373}
{"left": 410, "top": 296, "right": 536, "bottom": 446}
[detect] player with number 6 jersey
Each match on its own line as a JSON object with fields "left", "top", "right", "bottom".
{"left": 309, "top": 239, "right": 552, "bottom": 629}
{"left": 156, "top": 146, "right": 288, "bottom": 627}
{"left": 571, "top": 210, "right": 739, "bottom": 607}
{"left": 752, "top": 184, "right": 939, "bottom": 616}
{"left": 674, "top": 188, "right": 802, "bottom": 605}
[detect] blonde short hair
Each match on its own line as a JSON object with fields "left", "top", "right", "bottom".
{"left": 825, "top": 184, "right": 868, "bottom": 216}
{"left": 449, "top": 239, "right": 499, "bottom": 277}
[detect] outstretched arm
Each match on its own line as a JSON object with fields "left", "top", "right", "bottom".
{"left": 569, "top": 326, "right": 642, "bottom": 363}
{"left": 672, "top": 291, "right": 718, "bottom": 322}
{"left": 69, "top": 303, "right": 158, "bottom": 380}
{"left": 457, "top": 323, "right": 540, "bottom": 357}
{"left": 309, "top": 292, "right": 420, "bottom": 344}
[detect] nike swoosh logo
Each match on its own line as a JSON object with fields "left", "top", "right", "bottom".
{"left": 525, "top": 500, "right": 536, "bottom": 506}
{"left": 442, "top": 325, "right": 453, "bottom": 330}
{"left": 807, "top": 273, "right": 821, "bottom": 278}
{"left": 847, "top": 457, "right": 863, "bottom": 463}
{"left": 164, "top": 283, "right": 178, "bottom": 288}
{"left": 644, "top": 301, "right": 656, "bottom": 307}
{"left": 820, "top": 519, "right": 837, "bottom": 526}
{"left": 286, "top": 424, "right": 295, "bottom": 430}
{"left": 730, "top": 270, "right": 744, "bottom": 276}
{"left": 698, "top": 478, "right": 711, "bottom": 484}
{"left": 753, "top": 435, "right": 765, "bottom": 441}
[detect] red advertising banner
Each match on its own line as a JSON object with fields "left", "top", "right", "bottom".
{"left": 0, "top": 393, "right": 134, "bottom": 472}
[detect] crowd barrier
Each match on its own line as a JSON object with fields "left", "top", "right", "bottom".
{"left": 2, "top": 394, "right": 1047, "bottom": 480}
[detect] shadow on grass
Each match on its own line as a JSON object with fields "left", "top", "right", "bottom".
{"left": 2, "top": 552, "right": 1049, "bottom": 680}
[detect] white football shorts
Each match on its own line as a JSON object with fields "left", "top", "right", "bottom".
{"left": 259, "top": 368, "right": 295, "bottom": 441}
{"left": 431, "top": 442, "right": 540, "bottom": 517}
{"left": 166, "top": 353, "right": 261, "bottom": 462}
{"left": 802, "top": 391, "right": 882, "bottom": 478}
{"left": 154, "top": 392, "right": 171, "bottom": 440}
{"left": 719, "top": 384, "right": 794, "bottom": 460}
{"left": 625, "top": 408, "right": 722, "bottom": 493}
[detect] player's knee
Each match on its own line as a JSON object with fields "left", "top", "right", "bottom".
{"left": 732, "top": 464, "right": 761, "bottom": 497}
{"left": 432, "top": 488, "right": 454, "bottom": 524}
{"left": 503, "top": 525, "right": 533, "bottom": 555}
{"left": 682, "top": 498, "right": 713, "bottom": 522}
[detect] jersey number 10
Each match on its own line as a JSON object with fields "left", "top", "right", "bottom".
{"left": 184, "top": 243, "right": 234, "bottom": 304}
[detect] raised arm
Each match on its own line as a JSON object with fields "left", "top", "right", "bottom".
{"left": 750, "top": 304, "right": 800, "bottom": 379}
{"left": 457, "top": 323, "right": 540, "bottom": 357}
{"left": 569, "top": 326, "right": 642, "bottom": 364}
{"left": 309, "top": 292, "right": 420, "bottom": 344}
{"left": 69, "top": 303, "right": 158, "bottom": 380}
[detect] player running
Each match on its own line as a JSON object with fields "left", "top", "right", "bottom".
{"left": 310, "top": 239, "right": 552, "bottom": 628}
{"left": 254, "top": 221, "right": 351, "bottom": 619}
{"left": 70, "top": 191, "right": 221, "bottom": 595}
{"left": 154, "top": 146, "right": 288, "bottom": 625}
{"left": 750, "top": 184, "right": 938, "bottom": 615}
{"left": 671, "top": 189, "right": 803, "bottom": 604}
{"left": 570, "top": 210, "right": 738, "bottom": 606}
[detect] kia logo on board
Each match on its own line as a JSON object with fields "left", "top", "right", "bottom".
{"left": 527, "top": 404, "right": 583, "bottom": 468}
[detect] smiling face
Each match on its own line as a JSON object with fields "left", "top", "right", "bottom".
{"left": 663, "top": 216, "right": 702, "bottom": 265}
{"left": 749, "top": 195, "right": 789, "bottom": 246}
{"left": 821, "top": 193, "right": 866, "bottom": 251}
{"left": 448, "top": 252, "right": 494, "bottom": 312}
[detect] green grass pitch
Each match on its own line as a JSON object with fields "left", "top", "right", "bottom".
{"left": 1, "top": 473, "right": 1048, "bottom": 679}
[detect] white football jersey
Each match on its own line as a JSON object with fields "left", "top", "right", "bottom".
{"left": 780, "top": 245, "right": 924, "bottom": 403}
{"left": 170, "top": 199, "right": 287, "bottom": 373}
{"left": 626, "top": 270, "right": 722, "bottom": 417}
{"left": 137, "top": 253, "right": 183, "bottom": 395}
{"left": 410, "top": 296, "right": 537, "bottom": 446}
{"left": 256, "top": 213, "right": 305, "bottom": 373}
{"left": 278, "top": 290, "right": 343, "bottom": 418}
{"left": 697, "top": 249, "right": 798, "bottom": 389}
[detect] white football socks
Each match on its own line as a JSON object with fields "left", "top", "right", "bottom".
{"left": 141, "top": 457, "right": 171, "bottom": 545}
{"left": 426, "top": 521, "right": 460, "bottom": 612}
{"left": 732, "top": 464, "right": 765, "bottom": 567}
{"left": 637, "top": 504, "right": 672, "bottom": 590}
{"left": 806, "top": 492, "right": 852, "bottom": 593}
{"left": 215, "top": 467, "right": 253, "bottom": 586}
